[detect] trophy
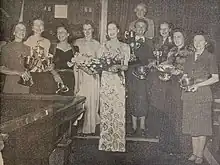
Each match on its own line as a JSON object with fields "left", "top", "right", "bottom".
{"left": 132, "top": 65, "right": 150, "bottom": 80}
{"left": 124, "top": 30, "right": 137, "bottom": 62}
{"left": 180, "top": 75, "right": 194, "bottom": 92}
{"left": 17, "top": 55, "right": 34, "bottom": 86}
{"left": 124, "top": 30, "right": 135, "bottom": 42}
{"left": 153, "top": 45, "right": 163, "bottom": 66}
{"left": 56, "top": 82, "right": 69, "bottom": 94}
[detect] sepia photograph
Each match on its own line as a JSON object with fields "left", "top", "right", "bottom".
{"left": 0, "top": 0, "right": 220, "bottom": 164}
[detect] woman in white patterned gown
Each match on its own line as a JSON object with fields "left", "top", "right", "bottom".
{"left": 98, "top": 22, "right": 130, "bottom": 152}
{"left": 74, "top": 21, "right": 101, "bottom": 135}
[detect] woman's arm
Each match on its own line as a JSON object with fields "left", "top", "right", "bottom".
{"left": 189, "top": 74, "right": 219, "bottom": 92}
{"left": 0, "top": 66, "right": 22, "bottom": 76}
{"left": 196, "top": 74, "right": 219, "bottom": 87}
{"left": 50, "top": 69, "right": 64, "bottom": 85}
{"left": 118, "top": 43, "right": 130, "bottom": 71}
{"left": 0, "top": 66, "right": 30, "bottom": 81}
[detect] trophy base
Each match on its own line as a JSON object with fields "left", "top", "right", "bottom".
{"left": 17, "top": 77, "right": 34, "bottom": 87}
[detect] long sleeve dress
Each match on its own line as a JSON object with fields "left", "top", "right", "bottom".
{"left": 1, "top": 42, "right": 30, "bottom": 94}
{"left": 74, "top": 38, "right": 101, "bottom": 134}
{"left": 98, "top": 41, "right": 130, "bottom": 152}
{"left": 182, "top": 50, "right": 218, "bottom": 136}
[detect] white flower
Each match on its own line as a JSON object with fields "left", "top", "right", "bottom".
{"left": 130, "top": 42, "right": 135, "bottom": 47}
{"left": 67, "top": 61, "right": 74, "bottom": 67}
{"left": 168, "top": 36, "right": 172, "bottom": 43}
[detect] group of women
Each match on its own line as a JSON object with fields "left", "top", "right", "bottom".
{"left": 147, "top": 23, "right": 218, "bottom": 164}
{"left": 0, "top": 3, "right": 219, "bottom": 164}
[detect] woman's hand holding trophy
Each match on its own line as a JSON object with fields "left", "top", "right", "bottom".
{"left": 179, "top": 74, "right": 196, "bottom": 92}
{"left": 153, "top": 49, "right": 163, "bottom": 65}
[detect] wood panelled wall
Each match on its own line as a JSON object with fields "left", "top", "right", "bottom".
{"left": 107, "top": 0, "right": 220, "bottom": 40}
{"left": 1, "top": 0, "right": 101, "bottom": 41}
{"left": 1, "top": 0, "right": 220, "bottom": 42}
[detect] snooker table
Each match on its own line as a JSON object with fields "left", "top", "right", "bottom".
{"left": 0, "top": 93, "right": 86, "bottom": 165}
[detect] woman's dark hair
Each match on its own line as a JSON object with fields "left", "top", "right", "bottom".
{"left": 172, "top": 27, "right": 189, "bottom": 46}
{"left": 134, "top": 18, "right": 149, "bottom": 30}
{"left": 159, "top": 21, "right": 173, "bottom": 29}
{"left": 158, "top": 21, "right": 173, "bottom": 37}
{"left": 107, "top": 21, "right": 120, "bottom": 29}
{"left": 56, "top": 23, "right": 73, "bottom": 44}
{"left": 173, "top": 28, "right": 185, "bottom": 37}
{"left": 82, "top": 20, "right": 95, "bottom": 30}
{"left": 106, "top": 21, "right": 122, "bottom": 41}
{"left": 81, "top": 20, "right": 97, "bottom": 39}
{"left": 193, "top": 30, "right": 215, "bottom": 53}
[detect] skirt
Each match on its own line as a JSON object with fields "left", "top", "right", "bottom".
{"left": 3, "top": 75, "right": 29, "bottom": 94}
{"left": 126, "top": 65, "right": 149, "bottom": 117}
{"left": 58, "top": 71, "right": 75, "bottom": 96}
{"left": 182, "top": 100, "right": 212, "bottom": 136}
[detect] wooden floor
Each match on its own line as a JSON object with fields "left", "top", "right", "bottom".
{"left": 68, "top": 138, "right": 211, "bottom": 165}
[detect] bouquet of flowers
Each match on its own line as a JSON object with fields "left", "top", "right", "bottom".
{"left": 86, "top": 56, "right": 122, "bottom": 74}
{"left": 71, "top": 47, "right": 124, "bottom": 75}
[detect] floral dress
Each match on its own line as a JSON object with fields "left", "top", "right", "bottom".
{"left": 98, "top": 41, "right": 130, "bottom": 152}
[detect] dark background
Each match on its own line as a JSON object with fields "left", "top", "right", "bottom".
{"left": 1, "top": 0, "right": 220, "bottom": 41}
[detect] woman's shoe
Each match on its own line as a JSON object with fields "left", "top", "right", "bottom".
{"left": 129, "top": 128, "right": 137, "bottom": 136}
{"left": 188, "top": 154, "right": 197, "bottom": 161}
{"left": 140, "top": 129, "right": 146, "bottom": 137}
{"left": 195, "top": 157, "right": 203, "bottom": 164}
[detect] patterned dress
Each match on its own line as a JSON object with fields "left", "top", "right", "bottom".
{"left": 98, "top": 41, "right": 130, "bottom": 152}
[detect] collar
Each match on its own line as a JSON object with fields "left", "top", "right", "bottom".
{"left": 135, "top": 36, "right": 145, "bottom": 42}
{"left": 194, "top": 49, "right": 206, "bottom": 61}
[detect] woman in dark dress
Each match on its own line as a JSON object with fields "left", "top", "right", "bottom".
{"left": 51, "top": 25, "right": 76, "bottom": 95}
{"left": 162, "top": 28, "right": 191, "bottom": 154}
{"left": 181, "top": 33, "right": 219, "bottom": 164}
{"left": 148, "top": 28, "right": 191, "bottom": 153}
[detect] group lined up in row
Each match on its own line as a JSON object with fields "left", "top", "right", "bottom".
{"left": 0, "top": 3, "right": 219, "bottom": 164}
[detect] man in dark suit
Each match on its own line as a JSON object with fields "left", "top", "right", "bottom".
{"left": 126, "top": 19, "right": 154, "bottom": 137}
